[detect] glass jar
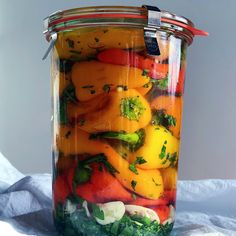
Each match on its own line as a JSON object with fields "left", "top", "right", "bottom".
{"left": 44, "top": 5, "right": 207, "bottom": 236}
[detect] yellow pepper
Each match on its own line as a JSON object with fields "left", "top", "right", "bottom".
{"left": 71, "top": 61, "right": 150, "bottom": 101}
{"left": 77, "top": 89, "right": 152, "bottom": 133}
{"left": 161, "top": 167, "right": 178, "bottom": 190}
{"left": 67, "top": 94, "right": 108, "bottom": 118}
{"left": 55, "top": 27, "right": 145, "bottom": 59}
{"left": 56, "top": 126, "right": 163, "bottom": 200}
{"left": 135, "top": 83, "right": 152, "bottom": 96}
{"left": 151, "top": 96, "right": 183, "bottom": 138}
{"left": 130, "top": 125, "right": 179, "bottom": 169}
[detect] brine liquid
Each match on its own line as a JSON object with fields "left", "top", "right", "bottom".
{"left": 52, "top": 26, "right": 186, "bottom": 236}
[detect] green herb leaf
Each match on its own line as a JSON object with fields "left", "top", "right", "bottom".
{"left": 92, "top": 204, "right": 104, "bottom": 220}
{"left": 129, "top": 163, "right": 138, "bottom": 175}
{"left": 59, "top": 101, "right": 68, "bottom": 125}
{"left": 103, "top": 84, "right": 113, "bottom": 93}
{"left": 129, "top": 156, "right": 147, "bottom": 175}
{"left": 58, "top": 59, "right": 74, "bottom": 73}
{"left": 110, "top": 220, "right": 120, "bottom": 235}
{"left": 80, "top": 153, "right": 119, "bottom": 175}
{"left": 73, "top": 164, "right": 92, "bottom": 185}
{"left": 55, "top": 200, "right": 174, "bottom": 236}
{"left": 152, "top": 178, "right": 161, "bottom": 187}
{"left": 78, "top": 119, "right": 85, "bottom": 127}
{"left": 168, "top": 152, "right": 178, "bottom": 168}
{"left": 152, "top": 110, "right": 176, "bottom": 130}
{"left": 159, "top": 141, "right": 167, "bottom": 159}
{"left": 131, "top": 180, "right": 137, "bottom": 190}
{"left": 136, "top": 156, "right": 147, "bottom": 165}
{"left": 59, "top": 83, "right": 78, "bottom": 124}
{"left": 81, "top": 85, "right": 94, "bottom": 89}
{"left": 103, "top": 161, "right": 119, "bottom": 175}
{"left": 65, "top": 131, "right": 71, "bottom": 139}
{"left": 150, "top": 76, "right": 169, "bottom": 91}
{"left": 81, "top": 85, "right": 96, "bottom": 95}
{"left": 120, "top": 96, "right": 146, "bottom": 121}
{"left": 66, "top": 38, "right": 75, "bottom": 48}
{"left": 142, "top": 69, "right": 149, "bottom": 77}
{"left": 143, "top": 83, "right": 150, "bottom": 88}
{"left": 94, "top": 37, "right": 100, "bottom": 43}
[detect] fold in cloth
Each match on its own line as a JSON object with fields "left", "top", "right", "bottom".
{"left": 0, "top": 152, "right": 235, "bottom": 236}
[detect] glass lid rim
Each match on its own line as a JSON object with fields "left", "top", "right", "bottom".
{"left": 45, "top": 5, "right": 195, "bottom": 28}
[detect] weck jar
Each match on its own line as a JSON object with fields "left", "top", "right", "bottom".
{"left": 43, "top": 5, "right": 208, "bottom": 236}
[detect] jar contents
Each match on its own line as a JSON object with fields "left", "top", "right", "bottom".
{"left": 52, "top": 26, "right": 186, "bottom": 236}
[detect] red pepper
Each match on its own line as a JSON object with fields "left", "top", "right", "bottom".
{"left": 129, "top": 197, "right": 168, "bottom": 207}
{"left": 167, "top": 63, "right": 186, "bottom": 94}
{"left": 53, "top": 175, "right": 71, "bottom": 205}
{"left": 97, "top": 48, "right": 168, "bottom": 79}
{"left": 67, "top": 162, "right": 133, "bottom": 203}
{"left": 152, "top": 205, "right": 171, "bottom": 223}
{"left": 176, "top": 64, "right": 186, "bottom": 94}
{"left": 162, "top": 189, "right": 177, "bottom": 206}
{"left": 129, "top": 189, "right": 176, "bottom": 207}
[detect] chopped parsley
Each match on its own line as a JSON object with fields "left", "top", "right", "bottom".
{"left": 80, "top": 153, "right": 119, "bottom": 176}
{"left": 143, "top": 83, "right": 150, "bottom": 88}
{"left": 59, "top": 83, "right": 78, "bottom": 124}
{"left": 94, "top": 37, "right": 100, "bottom": 43}
{"left": 150, "top": 76, "right": 169, "bottom": 90}
{"left": 98, "top": 165, "right": 103, "bottom": 172}
{"left": 81, "top": 85, "right": 96, "bottom": 95}
{"left": 159, "top": 141, "right": 178, "bottom": 167}
{"left": 65, "top": 131, "right": 71, "bottom": 139}
{"left": 81, "top": 85, "right": 94, "bottom": 89}
{"left": 120, "top": 96, "right": 146, "bottom": 121}
{"left": 129, "top": 163, "right": 138, "bottom": 175}
{"left": 131, "top": 180, "right": 137, "bottom": 190}
{"left": 58, "top": 59, "right": 74, "bottom": 73}
{"left": 66, "top": 38, "right": 74, "bottom": 48}
{"left": 159, "top": 141, "right": 167, "bottom": 159}
{"left": 91, "top": 204, "right": 104, "bottom": 220}
{"left": 129, "top": 157, "right": 147, "bottom": 175}
{"left": 78, "top": 119, "right": 85, "bottom": 127}
{"left": 152, "top": 178, "right": 161, "bottom": 187}
{"left": 103, "top": 84, "right": 113, "bottom": 93}
{"left": 55, "top": 202, "right": 174, "bottom": 236}
{"left": 169, "top": 152, "right": 178, "bottom": 167}
{"left": 152, "top": 109, "right": 176, "bottom": 130}
{"left": 142, "top": 69, "right": 149, "bottom": 77}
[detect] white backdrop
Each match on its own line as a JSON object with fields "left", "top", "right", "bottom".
{"left": 0, "top": 0, "right": 236, "bottom": 179}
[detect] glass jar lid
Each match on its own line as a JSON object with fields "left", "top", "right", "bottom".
{"left": 44, "top": 5, "right": 208, "bottom": 46}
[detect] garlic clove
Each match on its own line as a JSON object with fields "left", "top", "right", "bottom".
{"left": 125, "top": 205, "right": 160, "bottom": 223}
{"left": 95, "top": 201, "right": 125, "bottom": 225}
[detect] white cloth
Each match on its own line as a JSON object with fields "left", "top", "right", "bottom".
{"left": 0, "top": 152, "right": 235, "bottom": 236}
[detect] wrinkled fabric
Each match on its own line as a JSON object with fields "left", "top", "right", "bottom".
{"left": 0, "top": 152, "right": 235, "bottom": 236}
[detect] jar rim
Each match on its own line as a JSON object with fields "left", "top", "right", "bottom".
{"left": 43, "top": 5, "right": 208, "bottom": 45}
